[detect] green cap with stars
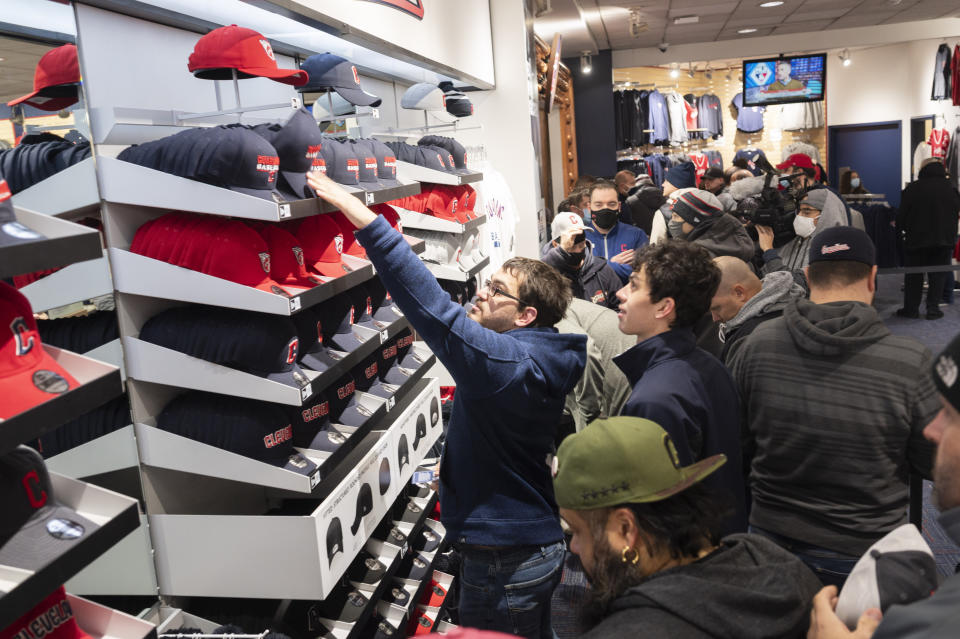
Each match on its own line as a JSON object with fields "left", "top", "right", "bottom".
{"left": 553, "top": 417, "right": 726, "bottom": 510}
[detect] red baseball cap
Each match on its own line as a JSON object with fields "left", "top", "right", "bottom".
{"left": 141, "top": 212, "right": 195, "bottom": 263}
{"left": 176, "top": 217, "right": 230, "bottom": 271}
{"left": 248, "top": 222, "right": 322, "bottom": 287}
{"left": 8, "top": 44, "right": 81, "bottom": 111}
{"left": 0, "top": 586, "right": 93, "bottom": 639}
{"left": 776, "top": 153, "right": 816, "bottom": 171}
{"left": 188, "top": 25, "right": 308, "bottom": 86}
{"left": 425, "top": 186, "right": 468, "bottom": 223}
{"left": 328, "top": 211, "right": 366, "bottom": 258}
{"left": 371, "top": 203, "right": 402, "bottom": 233}
{"left": 0, "top": 283, "right": 79, "bottom": 420}
{"left": 295, "top": 214, "right": 352, "bottom": 279}
{"left": 199, "top": 220, "right": 299, "bottom": 296}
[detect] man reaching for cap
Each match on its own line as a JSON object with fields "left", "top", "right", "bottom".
{"left": 729, "top": 227, "right": 938, "bottom": 588}
{"left": 807, "top": 330, "right": 960, "bottom": 638}
{"left": 308, "top": 171, "right": 586, "bottom": 639}
{"left": 553, "top": 416, "right": 821, "bottom": 637}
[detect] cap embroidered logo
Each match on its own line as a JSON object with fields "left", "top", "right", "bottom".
{"left": 316, "top": 321, "right": 324, "bottom": 344}
{"left": 292, "top": 246, "right": 305, "bottom": 266}
{"left": 11, "top": 317, "right": 34, "bottom": 355}
{"left": 263, "top": 425, "right": 293, "bottom": 448}
{"left": 306, "top": 144, "right": 322, "bottom": 159}
{"left": 337, "top": 380, "right": 355, "bottom": 399}
{"left": 664, "top": 433, "right": 682, "bottom": 469}
{"left": 335, "top": 235, "right": 344, "bottom": 255}
{"left": 285, "top": 337, "right": 299, "bottom": 364}
{"left": 256, "top": 155, "right": 280, "bottom": 183}
{"left": 310, "top": 158, "right": 327, "bottom": 174}
{"left": 821, "top": 243, "right": 851, "bottom": 255}
{"left": 366, "top": 297, "right": 373, "bottom": 316}
{"left": 22, "top": 469, "right": 47, "bottom": 508}
{"left": 0, "top": 179, "right": 11, "bottom": 201}
{"left": 937, "top": 355, "right": 958, "bottom": 387}
{"left": 259, "top": 39, "right": 276, "bottom": 61}
{"left": 302, "top": 401, "right": 329, "bottom": 422}
{"left": 352, "top": 65, "right": 360, "bottom": 85}
{"left": 258, "top": 252, "right": 271, "bottom": 274}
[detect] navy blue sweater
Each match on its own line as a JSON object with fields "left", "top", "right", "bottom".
{"left": 614, "top": 329, "right": 747, "bottom": 533}
{"left": 584, "top": 220, "right": 649, "bottom": 283}
{"left": 356, "top": 216, "right": 587, "bottom": 546}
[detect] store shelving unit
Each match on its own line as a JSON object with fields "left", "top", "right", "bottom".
{"left": 0, "top": 207, "right": 105, "bottom": 280}
{"left": 11, "top": 157, "right": 101, "bottom": 219}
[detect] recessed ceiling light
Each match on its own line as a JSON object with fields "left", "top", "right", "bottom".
{"left": 738, "top": 28, "right": 758, "bottom": 33}
{"left": 759, "top": 1, "right": 784, "bottom": 7}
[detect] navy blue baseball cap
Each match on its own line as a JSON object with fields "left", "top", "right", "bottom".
{"left": 327, "top": 374, "right": 374, "bottom": 427}
{"left": 322, "top": 292, "right": 366, "bottom": 353}
{"left": 252, "top": 108, "right": 326, "bottom": 200}
{"left": 415, "top": 145, "right": 451, "bottom": 173}
{"left": 364, "top": 277, "right": 403, "bottom": 324}
{"left": 351, "top": 351, "right": 393, "bottom": 399}
{"left": 351, "top": 139, "right": 384, "bottom": 188}
{"left": 290, "top": 305, "right": 344, "bottom": 373}
{"left": 385, "top": 141, "right": 419, "bottom": 164}
{"left": 809, "top": 225, "right": 876, "bottom": 267}
{"left": 298, "top": 53, "right": 382, "bottom": 107}
{"left": 287, "top": 391, "right": 349, "bottom": 453}
{"left": 366, "top": 138, "right": 400, "bottom": 187}
{"left": 117, "top": 126, "right": 283, "bottom": 201}
{"left": 157, "top": 391, "right": 318, "bottom": 476}
{"left": 345, "top": 283, "right": 388, "bottom": 331}
{"left": 420, "top": 144, "right": 456, "bottom": 174}
{"left": 419, "top": 135, "right": 470, "bottom": 174}
{"left": 139, "top": 305, "right": 311, "bottom": 389}
{"left": 324, "top": 139, "right": 360, "bottom": 186}
{"left": 444, "top": 91, "right": 474, "bottom": 118}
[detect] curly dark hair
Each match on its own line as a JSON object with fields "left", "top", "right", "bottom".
{"left": 501, "top": 257, "right": 572, "bottom": 327}
{"left": 632, "top": 240, "right": 721, "bottom": 329}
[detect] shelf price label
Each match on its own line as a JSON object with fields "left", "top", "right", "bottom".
{"left": 380, "top": 329, "right": 389, "bottom": 344}
{"left": 300, "top": 383, "right": 312, "bottom": 402}
{"left": 289, "top": 297, "right": 302, "bottom": 312}
{"left": 386, "top": 396, "right": 396, "bottom": 411}
{"left": 365, "top": 192, "right": 375, "bottom": 205}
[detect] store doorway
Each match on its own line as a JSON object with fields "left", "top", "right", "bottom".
{"left": 828, "top": 120, "right": 903, "bottom": 207}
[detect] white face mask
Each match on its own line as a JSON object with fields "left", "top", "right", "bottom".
{"left": 793, "top": 214, "right": 819, "bottom": 238}
{"left": 850, "top": 178, "right": 861, "bottom": 188}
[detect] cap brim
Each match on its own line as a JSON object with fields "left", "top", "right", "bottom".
{"left": 333, "top": 86, "right": 382, "bottom": 107}
{"left": 364, "top": 379, "right": 394, "bottom": 399}
{"left": 383, "top": 365, "right": 412, "bottom": 386}
{"left": 279, "top": 171, "right": 314, "bottom": 200}
{"left": 335, "top": 400, "right": 372, "bottom": 426}
{"left": 275, "top": 452, "right": 319, "bottom": 476}
{"left": 229, "top": 185, "right": 285, "bottom": 201}
{"left": 300, "top": 345, "right": 343, "bottom": 372}
{"left": 647, "top": 454, "right": 727, "bottom": 502}
{"left": 356, "top": 317, "right": 388, "bottom": 331}
{"left": 311, "top": 259, "right": 353, "bottom": 279}
{"left": 329, "top": 329, "right": 367, "bottom": 353}
{"left": 304, "top": 427, "right": 347, "bottom": 452}
{"left": 253, "top": 280, "right": 302, "bottom": 297}
{"left": 263, "top": 364, "right": 312, "bottom": 389}
{"left": 0, "top": 356, "right": 80, "bottom": 419}
{"left": 399, "top": 352, "right": 426, "bottom": 370}
{"left": 0, "top": 503, "right": 95, "bottom": 562}
{"left": 373, "top": 305, "right": 404, "bottom": 323}
{"left": 8, "top": 93, "right": 80, "bottom": 112}
{"left": 238, "top": 66, "right": 309, "bottom": 87}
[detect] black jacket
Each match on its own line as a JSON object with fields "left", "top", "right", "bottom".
{"left": 542, "top": 243, "right": 621, "bottom": 309}
{"left": 897, "top": 162, "right": 960, "bottom": 249}
{"left": 621, "top": 185, "right": 665, "bottom": 234}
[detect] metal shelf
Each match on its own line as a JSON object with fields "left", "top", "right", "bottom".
{"left": 46, "top": 424, "right": 139, "bottom": 480}
{"left": 11, "top": 157, "right": 101, "bottom": 219}
{"left": 424, "top": 254, "right": 489, "bottom": 282}
{"left": 19, "top": 253, "right": 113, "bottom": 314}
{"left": 0, "top": 208, "right": 104, "bottom": 280}
{"left": 0, "top": 346, "right": 123, "bottom": 458}
{"left": 395, "top": 161, "right": 482, "bottom": 186}
{"left": 0, "top": 472, "right": 141, "bottom": 630}
{"left": 67, "top": 592, "right": 158, "bottom": 639}
{"left": 395, "top": 208, "right": 486, "bottom": 234}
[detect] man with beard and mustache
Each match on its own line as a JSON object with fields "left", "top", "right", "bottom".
{"left": 308, "top": 171, "right": 586, "bottom": 639}
{"left": 553, "top": 416, "right": 821, "bottom": 638}
{"left": 808, "top": 330, "right": 960, "bottom": 638}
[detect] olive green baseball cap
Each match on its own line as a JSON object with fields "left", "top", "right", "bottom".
{"left": 553, "top": 417, "right": 726, "bottom": 510}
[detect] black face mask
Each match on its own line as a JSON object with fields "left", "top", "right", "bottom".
{"left": 592, "top": 209, "right": 618, "bottom": 230}
{"left": 557, "top": 247, "right": 585, "bottom": 269}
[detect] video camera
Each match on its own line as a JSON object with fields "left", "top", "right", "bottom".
{"left": 735, "top": 155, "right": 803, "bottom": 246}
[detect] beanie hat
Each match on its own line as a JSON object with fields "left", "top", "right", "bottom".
{"left": 933, "top": 332, "right": 960, "bottom": 412}
{"left": 802, "top": 189, "right": 829, "bottom": 211}
{"left": 672, "top": 189, "right": 723, "bottom": 226}
{"left": 553, "top": 416, "right": 726, "bottom": 510}
{"left": 664, "top": 162, "right": 696, "bottom": 190}
{"left": 808, "top": 226, "right": 876, "bottom": 267}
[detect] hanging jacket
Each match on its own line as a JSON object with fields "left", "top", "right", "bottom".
{"left": 581, "top": 534, "right": 822, "bottom": 639}
{"left": 897, "top": 160, "right": 960, "bottom": 249}
{"left": 584, "top": 219, "right": 649, "bottom": 282}
{"left": 541, "top": 242, "right": 622, "bottom": 310}
{"left": 932, "top": 43, "right": 952, "bottom": 100}
{"left": 686, "top": 213, "right": 756, "bottom": 262}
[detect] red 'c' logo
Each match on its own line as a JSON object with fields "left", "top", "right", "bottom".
{"left": 22, "top": 470, "right": 47, "bottom": 509}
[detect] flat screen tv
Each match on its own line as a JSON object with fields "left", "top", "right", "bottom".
{"left": 742, "top": 53, "right": 826, "bottom": 107}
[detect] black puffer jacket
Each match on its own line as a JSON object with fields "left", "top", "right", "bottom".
{"left": 622, "top": 185, "right": 665, "bottom": 235}
{"left": 897, "top": 161, "right": 960, "bottom": 249}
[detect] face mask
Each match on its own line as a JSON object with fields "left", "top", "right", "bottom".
{"left": 668, "top": 219, "right": 688, "bottom": 239}
{"left": 850, "top": 178, "right": 860, "bottom": 188}
{"left": 592, "top": 209, "right": 619, "bottom": 230}
{"left": 793, "top": 214, "right": 818, "bottom": 238}
{"left": 557, "top": 247, "right": 585, "bottom": 269}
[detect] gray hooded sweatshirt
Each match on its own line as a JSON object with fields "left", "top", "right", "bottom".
{"left": 762, "top": 187, "right": 848, "bottom": 274}
{"left": 718, "top": 271, "right": 806, "bottom": 362}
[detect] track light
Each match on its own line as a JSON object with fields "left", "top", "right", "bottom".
{"left": 839, "top": 49, "right": 851, "bottom": 67}
{"left": 705, "top": 64, "right": 713, "bottom": 80}
{"left": 670, "top": 62, "right": 680, "bottom": 79}
{"left": 687, "top": 63, "right": 695, "bottom": 78}
{"left": 580, "top": 51, "right": 592, "bottom": 74}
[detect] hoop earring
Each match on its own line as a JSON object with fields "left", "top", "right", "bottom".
{"left": 621, "top": 546, "right": 639, "bottom": 565}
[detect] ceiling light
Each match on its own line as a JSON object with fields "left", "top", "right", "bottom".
{"left": 673, "top": 15, "right": 700, "bottom": 25}
{"left": 839, "top": 49, "right": 852, "bottom": 66}
{"left": 738, "top": 28, "right": 757, "bottom": 34}
{"left": 759, "top": 1, "right": 784, "bottom": 7}
{"left": 580, "top": 51, "right": 592, "bottom": 75}
{"left": 670, "top": 63, "right": 680, "bottom": 79}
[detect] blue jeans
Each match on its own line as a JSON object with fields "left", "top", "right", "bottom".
{"left": 458, "top": 541, "right": 565, "bottom": 639}
{"left": 750, "top": 526, "right": 859, "bottom": 589}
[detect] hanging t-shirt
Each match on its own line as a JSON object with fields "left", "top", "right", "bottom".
{"left": 689, "top": 152, "right": 709, "bottom": 183}
{"left": 929, "top": 128, "right": 950, "bottom": 158}
{"left": 683, "top": 94, "right": 699, "bottom": 139}
{"left": 780, "top": 101, "right": 824, "bottom": 131}
{"left": 704, "top": 149, "right": 723, "bottom": 170}
{"left": 697, "top": 94, "right": 723, "bottom": 140}
{"left": 731, "top": 93, "right": 765, "bottom": 133}
{"left": 734, "top": 148, "right": 768, "bottom": 176}
{"left": 665, "top": 92, "right": 688, "bottom": 146}
{"left": 647, "top": 90, "right": 671, "bottom": 145}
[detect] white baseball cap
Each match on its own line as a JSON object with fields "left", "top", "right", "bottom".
{"left": 551, "top": 212, "right": 586, "bottom": 241}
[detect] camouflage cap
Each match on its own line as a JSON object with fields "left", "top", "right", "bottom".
{"left": 553, "top": 417, "right": 726, "bottom": 510}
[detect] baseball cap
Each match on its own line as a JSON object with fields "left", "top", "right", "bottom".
{"left": 551, "top": 211, "right": 586, "bottom": 241}
{"left": 443, "top": 92, "right": 474, "bottom": 118}
{"left": 249, "top": 223, "right": 322, "bottom": 287}
{"left": 0, "top": 446, "right": 93, "bottom": 554}
{"left": 0, "top": 179, "right": 46, "bottom": 248}
{"left": 385, "top": 141, "right": 420, "bottom": 165}
{"left": 298, "top": 53, "right": 381, "bottom": 106}
{"left": 199, "top": 220, "right": 300, "bottom": 296}
{"left": 364, "top": 276, "right": 399, "bottom": 323}
{"left": 397, "top": 499, "right": 423, "bottom": 524}
{"left": 371, "top": 203, "right": 404, "bottom": 234}
{"left": 418, "top": 135, "right": 470, "bottom": 174}
{"left": 294, "top": 214, "right": 351, "bottom": 278}
{"left": 423, "top": 579, "right": 447, "bottom": 607}
{"left": 808, "top": 226, "right": 876, "bottom": 267}
{"left": 321, "top": 293, "right": 365, "bottom": 354}
{"left": 776, "top": 153, "right": 816, "bottom": 171}
{"left": 348, "top": 549, "right": 386, "bottom": 585}
{"left": 801, "top": 189, "right": 829, "bottom": 212}
{"left": 311, "top": 586, "right": 369, "bottom": 624}
{"left": 672, "top": 189, "right": 724, "bottom": 226}
{"left": 352, "top": 140, "right": 383, "bottom": 188}
{"left": 350, "top": 483, "right": 374, "bottom": 534}
{"left": 553, "top": 417, "right": 726, "bottom": 510}
{"left": 414, "top": 146, "right": 451, "bottom": 173}
{"left": 401, "top": 83, "right": 457, "bottom": 123}
{"left": 139, "top": 305, "right": 310, "bottom": 389}
{"left": 8, "top": 44, "right": 81, "bottom": 111}
{"left": 702, "top": 166, "right": 724, "bottom": 181}
{"left": 397, "top": 434, "right": 410, "bottom": 469}
{"left": 253, "top": 108, "right": 327, "bottom": 200}
{"left": 311, "top": 91, "right": 356, "bottom": 120}
{"left": 157, "top": 391, "right": 318, "bottom": 476}
{"left": 367, "top": 138, "right": 401, "bottom": 187}
{"left": 412, "top": 413, "right": 428, "bottom": 451}
{"left": 351, "top": 351, "right": 382, "bottom": 393}
{"left": 403, "top": 552, "right": 430, "bottom": 581}
{"left": 290, "top": 305, "right": 343, "bottom": 372}
{"left": 835, "top": 524, "right": 938, "bottom": 628}
{"left": 0, "top": 283, "right": 79, "bottom": 420}
{"left": 345, "top": 283, "right": 387, "bottom": 331}
{"left": 187, "top": 25, "right": 307, "bottom": 86}
{"left": 413, "top": 527, "right": 440, "bottom": 553}
{"left": 381, "top": 585, "right": 410, "bottom": 607}
{"left": 0, "top": 586, "right": 93, "bottom": 639}
{"left": 324, "top": 139, "right": 360, "bottom": 186}
{"left": 327, "top": 374, "right": 371, "bottom": 428}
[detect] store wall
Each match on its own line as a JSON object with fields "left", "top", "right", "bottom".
{"left": 564, "top": 49, "right": 616, "bottom": 179}
{"left": 827, "top": 37, "right": 960, "bottom": 188}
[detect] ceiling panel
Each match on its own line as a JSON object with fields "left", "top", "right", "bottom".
{"left": 772, "top": 19, "right": 838, "bottom": 34}
{"left": 717, "top": 27, "right": 778, "bottom": 40}
{"left": 828, "top": 11, "right": 900, "bottom": 28}
{"left": 784, "top": 8, "right": 854, "bottom": 22}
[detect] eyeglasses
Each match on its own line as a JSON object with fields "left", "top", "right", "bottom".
{"left": 482, "top": 280, "right": 530, "bottom": 307}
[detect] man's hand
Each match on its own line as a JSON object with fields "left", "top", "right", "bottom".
{"left": 559, "top": 228, "right": 586, "bottom": 253}
{"left": 756, "top": 225, "right": 775, "bottom": 252}
{"left": 306, "top": 170, "right": 377, "bottom": 228}
{"left": 807, "top": 586, "right": 882, "bottom": 639}
{"left": 610, "top": 249, "right": 636, "bottom": 264}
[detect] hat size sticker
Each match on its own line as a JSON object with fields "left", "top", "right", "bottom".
{"left": 33, "top": 370, "right": 69, "bottom": 395}
{"left": 47, "top": 517, "right": 84, "bottom": 540}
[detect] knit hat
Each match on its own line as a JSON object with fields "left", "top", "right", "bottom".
{"left": 808, "top": 226, "right": 876, "bottom": 267}
{"left": 553, "top": 417, "right": 726, "bottom": 510}
{"left": 664, "top": 162, "right": 696, "bottom": 190}
{"left": 672, "top": 189, "right": 723, "bottom": 226}
{"left": 933, "top": 331, "right": 960, "bottom": 412}
{"left": 801, "top": 189, "right": 829, "bottom": 211}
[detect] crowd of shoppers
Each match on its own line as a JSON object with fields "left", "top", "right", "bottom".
{"left": 307, "top": 151, "right": 960, "bottom": 639}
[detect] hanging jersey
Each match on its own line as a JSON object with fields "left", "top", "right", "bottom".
{"left": 930, "top": 128, "right": 950, "bottom": 158}
{"left": 731, "top": 92, "right": 765, "bottom": 133}
{"left": 689, "top": 153, "right": 709, "bottom": 183}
